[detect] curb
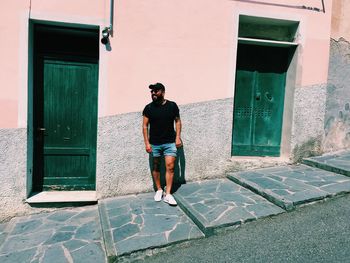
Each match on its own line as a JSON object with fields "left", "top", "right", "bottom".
{"left": 174, "top": 193, "right": 214, "bottom": 236}
{"left": 98, "top": 202, "right": 117, "bottom": 263}
{"left": 302, "top": 158, "right": 350, "bottom": 177}
{"left": 226, "top": 174, "right": 294, "bottom": 211}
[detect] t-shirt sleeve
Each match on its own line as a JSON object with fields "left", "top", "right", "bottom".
{"left": 142, "top": 105, "right": 150, "bottom": 117}
{"left": 173, "top": 102, "right": 180, "bottom": 118}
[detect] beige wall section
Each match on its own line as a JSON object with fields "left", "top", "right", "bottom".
{"left": 331, "top": 0, "right": 350, "bottom": 39}
{"left": 0, "top": 0, "right": 333, "bottom": 128}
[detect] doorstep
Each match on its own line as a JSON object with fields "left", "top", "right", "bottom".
{"left": 26, "top": 191, "right": 97, "bottom": 204}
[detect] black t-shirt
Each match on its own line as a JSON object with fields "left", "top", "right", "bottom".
{"left": 143, "top": 100, "right": 180, "bottom": 145}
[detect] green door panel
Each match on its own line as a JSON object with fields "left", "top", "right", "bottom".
{"left": 232, "top": 70, "right": 255, "bottom": 152}
{"left": 252, "top": 72, "right": 286, "bottom": 154}
{"left": 232, "top": 44, "right": 289, "bottom": 156}
{"left": 42, "top": 60, "right": 98, "bottom": 190}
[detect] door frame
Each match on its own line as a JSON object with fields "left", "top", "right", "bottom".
{"left": 231, "top": 13, "right": 300, "bottom": 158}
{"left": 28, "top": 20, "right": 100, "bottom": 193}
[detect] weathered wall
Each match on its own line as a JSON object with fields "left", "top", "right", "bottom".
{"left": 324, "top": 38, "right": 350, "bottom": 151}
{"left": 0, "top": 98, "right": 233, "bottom": 220}
{"left": 292, "top": 84, "right": 327, "bottom": 161}
{"left": 96, "top": 98, "right": 233, "bottom": 198}
{"left": 0, "top": 129, "right": 70, "bottom": 222}
{"left": 0, "top": 129, "right": 27, "bottom": 221}
{"left": 323, "top": 0, "right": 350, "bottom": 152}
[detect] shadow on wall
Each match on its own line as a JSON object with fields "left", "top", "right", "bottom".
{"left": 148, "top": 146, "right": 186, "bottom": 193}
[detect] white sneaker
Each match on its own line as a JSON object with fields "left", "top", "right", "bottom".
{"left": 154, "top": 190, "right": 163, "bottom": 202}
{"left": 163, "top": 194, "right": 177, "bottom": 206}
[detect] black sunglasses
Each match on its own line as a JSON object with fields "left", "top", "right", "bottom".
{"left": 150, "top": 89, "right": 162, "bottom": 93}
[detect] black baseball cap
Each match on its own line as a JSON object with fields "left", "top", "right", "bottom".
{"left": 149, "top": 82, "right": 165, "bottom": 91}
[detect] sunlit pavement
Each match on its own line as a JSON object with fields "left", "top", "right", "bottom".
{"left": 0, "top": 150, "right": 349, "bottom": 262}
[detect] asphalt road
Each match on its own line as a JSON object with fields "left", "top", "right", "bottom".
{"left": 128, "top": 194, "right": 350, "bottom": 263}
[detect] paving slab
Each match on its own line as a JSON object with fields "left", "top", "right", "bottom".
{"left": 98, "top": 193, "right": 204, "bottom": 260}
{"left": 173, "top": 179, "right": 284, "bottom": 236}
{"left": 0, "top": 206, "right": 106, "bottom": 263}
{"left": 227, "top": 164, "right": 350, "bottom": 211}
{"left": 303, "top": 150, "right": 350, "bottom": 177}
{"left": 0, "top": 222, "right": 9, "bottom": 248}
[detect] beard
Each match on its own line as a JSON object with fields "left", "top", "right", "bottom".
{"left": 152, "top": 94, "right": 164, "bottom": 103}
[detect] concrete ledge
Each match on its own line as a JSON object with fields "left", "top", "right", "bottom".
{"left": 227, "top": 174, "right": 294, "bottom": 211}
{"left": 98, "top": 202, "right": 117, "bottom": 263}
{"left": 302, "top": 157, "right": 350, "bottom": 177}
{"left": 26, "top": 191, "right": 98, "bottom": 204}
{"left": 227, "top": 165, "right": 350, "bottom": 211}
{"left": 99, "top": 193, "right": 204, "bottom": 258}
{"left": 174, "top": 179, "right": 285, "bottom": 236}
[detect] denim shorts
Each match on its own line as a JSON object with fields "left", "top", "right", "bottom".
{"left": 151, "top": 143, "right": 177, "bottom": 158}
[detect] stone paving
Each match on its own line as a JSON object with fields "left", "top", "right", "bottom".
{"left": 303, "top": 150, "right": 350, "bottom": 176}
{"left": 174, "top": 179, "right": 284, "bottom": 236}
{"left": 1, "top": 151, "right": 350, "bottom": 262}
{"left": 227, "top": 164, "right": 350, "bottom": 211}
{"left": 0, "top": 206, "right": 106, "bottom": 263}
{"left": 98, "top": 193, "right": 204, "bottom": 260}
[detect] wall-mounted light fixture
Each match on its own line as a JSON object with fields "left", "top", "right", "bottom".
{"left": 101, "top": 0, "right": 114, "bottom": 45}
{"left": 101, "top": 27, "right": 111, "bottom": 44}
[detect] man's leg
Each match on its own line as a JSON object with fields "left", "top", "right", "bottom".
{"left": 164, "top": 156, "right": 176, "bottom": 194}
{"left": 152, "top": 157, "right": 162, "bottom": 191}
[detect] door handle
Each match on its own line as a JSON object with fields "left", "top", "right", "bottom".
{"left": 255, "top": 93, "right": 261, "bottom": 101}
{"left": 265, "top": 92, "right": 272, "bottom": 101}
{"left": 37, "top": 127, "right": 46, "bottom": 131}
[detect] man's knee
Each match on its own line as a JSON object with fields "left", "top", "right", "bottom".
{"left": 165, "top": 163, "right": 175, "bottom": 173}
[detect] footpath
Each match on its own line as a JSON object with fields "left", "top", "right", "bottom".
{"left": 1, "top": 151, "right": 350, "bottom": 263}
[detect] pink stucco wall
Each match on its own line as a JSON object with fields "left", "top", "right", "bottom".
{"left": 0, "top": 1, "right": 27, "bottom": 128}
{"left": 0, "top": 0, "right": 332, "bottom": 128}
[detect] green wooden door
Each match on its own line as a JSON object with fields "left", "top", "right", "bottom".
{"left": 232, "top": 44, "right": 288, "bottom": 156}
{"left": 40, "top": 59, "right": 98, "bottom": 190}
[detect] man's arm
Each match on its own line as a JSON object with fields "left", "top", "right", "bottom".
{"left": 175, "top": 117, "right": 182, "bottom": 148}
{"left": 142, "top": 116, "right": 152, "bottom": 153}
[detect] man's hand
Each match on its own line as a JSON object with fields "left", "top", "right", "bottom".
{"left": 174, "top": 117, "right": 182, "bottom": 148}
{"left": 145, "top": 143, "right": 152, "bottom": 153}
{"left": 143, "top": 116, "right": 152, "bottom": 153}
{"left": 175, "top": 137, "right": 182, "bottom": 148}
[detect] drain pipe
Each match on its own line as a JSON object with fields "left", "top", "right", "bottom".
{"left": 109, "top": 0, "right": 114, "bottom": 36}
{"left": 321, "top": 0, "right": 325, "bottom": 13}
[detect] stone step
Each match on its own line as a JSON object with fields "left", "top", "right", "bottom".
{"left": 227, "top": 164, "right": 350, "bottom": 211}
{"left": 0, "top": 207, "right": 105, "bottom": 263}
{"left": 98, "top": 193, "right": 204, "bottom": 260}
{"left": 26, "top": 191, "right": 98, "bottom": 204}
{"left": 302, "top": 151, "right": 350, "bottom": 177}
{"left": 174, "top": 179, "right": 284, "bottom": 236}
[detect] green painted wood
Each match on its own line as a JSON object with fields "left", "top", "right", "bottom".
{"left": 232, "top": 44, "right": 288, "bottom": 157}
{"left": 232, "top": 70, "right": 255, "bottom": 152}
{"left": 42, "top": 59, "right": 98, "bottom": 190}
{"left": 253, "top": 72, "right": 285, "bottom": 155}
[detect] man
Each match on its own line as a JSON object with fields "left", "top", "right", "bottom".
{"left": 142, "top": 82, "right": 182, "bottom": 206}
